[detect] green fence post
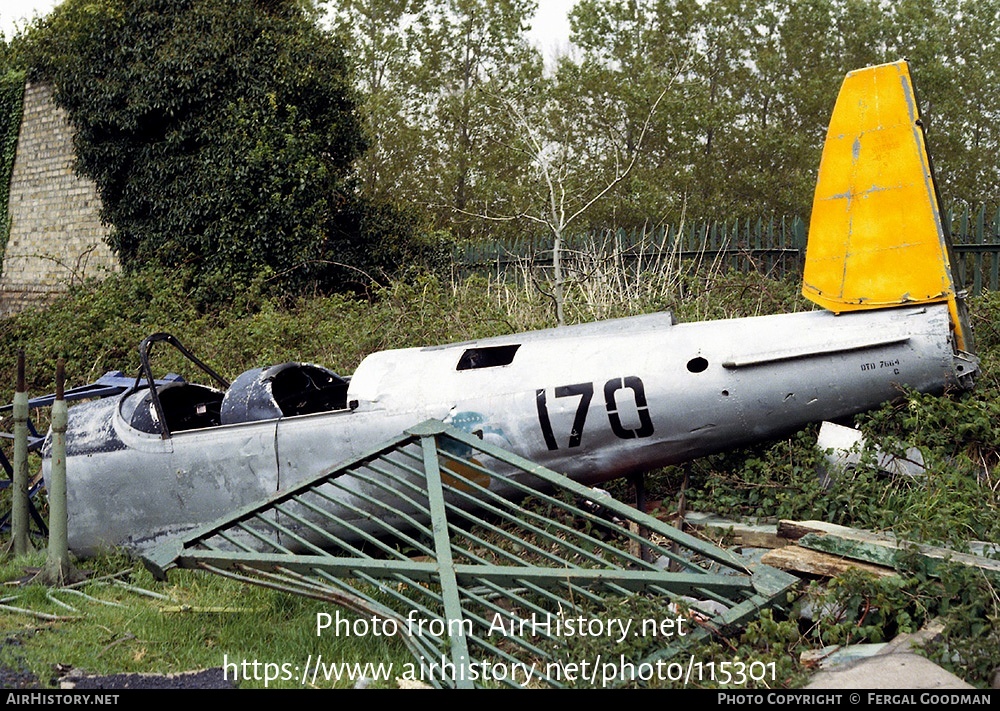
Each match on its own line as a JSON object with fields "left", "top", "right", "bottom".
{"left": 11, "top": 350, "right": 32, "bottom": 556}
{"left": 42, "top": 358, "right": 81, "bottom": 585}
{"left": 992, "top": 205, "right": 1000, "bottom": 292}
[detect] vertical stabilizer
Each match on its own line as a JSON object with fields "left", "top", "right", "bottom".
{"left": 803, "top": 61, "right": 973, "bottom": 352}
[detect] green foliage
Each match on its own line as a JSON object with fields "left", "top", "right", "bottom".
{"left": 7, "top": 0, "right": 999, "bottom": 294}
{"left": 19, "top": 0, "right": 429, "bottom": 304}
{"left": 560, "top": 0, "right": 1000, "bottom": 223}
{"left": 798, "top": 561, "right": 1000, "bottom": 687}
{"left": 0, "top": 69, "right": 24, "bottom": 274}
{"left": 334, "top": 0, "right": 547, "bottom": 241}
{"left": 632, "top": 560, "right": 999, "bottom": 689}
{"left": 924, "top": 565, "right": 1000, "bottom": 686}
{"left": 683, "top": 391, "right": 1000, "bottom": 547}
{"left": 0, "top": 269, "right": 200, "bottom": 393}
{"left": 683, "top": 427, "right": 827, "bottom": 522}
{"left": 330, "top": 0, "right": 1000, "bottom": 237}
{"left": 0, "top": 268, "right": 521, "bottom": 404}
{"left": 803, "top": 568, "right": 932, "bottom": 646}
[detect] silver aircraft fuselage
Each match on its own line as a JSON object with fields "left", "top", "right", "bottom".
{"left": 48, "top": 303, "right": 972, "bottom": 555}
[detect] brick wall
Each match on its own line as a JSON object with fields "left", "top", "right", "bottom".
{"left": 0, "top": 82, "right": 118, "bottom": 316}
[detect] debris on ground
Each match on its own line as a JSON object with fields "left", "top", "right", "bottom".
{"left": 680, "top": 511, "right": 790, "bottom": 549}
{"left": 59, "top": 667, "right": 235, "bottom": 689}
{"left": 803, "top": 621, "right": 974, "bottom": 690}
{"left": 680, "top": 512, "right": 994, "bottom": 689}
{"left": 760, "top": 545, "right": 897, "bottom": 578}
{"left": 816, "top": 421, "right": 927, "bottom": 485}
{"left": 683, "top": 512, "right": 1000, "bottom": 584}
{"left": 776, "top": 519, "right": 1000, "bottom": 583}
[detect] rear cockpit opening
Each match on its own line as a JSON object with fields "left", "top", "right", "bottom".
{"left": 220, "top": 363, "right": 349, "bottom": 425}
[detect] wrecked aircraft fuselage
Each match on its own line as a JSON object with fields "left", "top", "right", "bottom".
{"left": 47, "top": 302, "right": 973, "bottom": 555}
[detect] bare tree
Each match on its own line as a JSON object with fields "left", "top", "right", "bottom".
{"left": 469, "top": 59, "right": 690, "bottom": 325}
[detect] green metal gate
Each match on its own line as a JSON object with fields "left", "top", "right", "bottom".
{"left": 144, "top": 420, "right": 798, "bottom": 689}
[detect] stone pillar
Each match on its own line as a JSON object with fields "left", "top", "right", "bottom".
{"left": 0, "top": 82, "right": 118, "bottom": 316}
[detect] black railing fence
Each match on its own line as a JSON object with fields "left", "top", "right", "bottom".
{"left": 453, "top": 204, "right": 1000, "bottom": 296}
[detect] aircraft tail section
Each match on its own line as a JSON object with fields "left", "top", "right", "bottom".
{"left": 802, "top": 60, "right": 974, "bottom": 352}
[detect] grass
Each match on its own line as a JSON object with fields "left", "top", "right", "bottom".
{"left": 0, "top": 552, "right": 415, "bottom": 689}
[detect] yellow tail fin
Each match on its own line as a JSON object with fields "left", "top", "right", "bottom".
{"left": 802, "top": 60, "right": 972, "bottom": 352}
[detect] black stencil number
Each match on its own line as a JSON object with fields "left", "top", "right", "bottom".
{"left": 536, "top": 382, "right": 593, "bottom": 450}
{"left": 537, "top": 376, "right": 654, "bottom": 450}
{"left": 604, "top": 376, "right": 655, "bottom": 439}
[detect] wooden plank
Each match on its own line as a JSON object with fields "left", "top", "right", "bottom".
{"left": 683, "top": 512, "right": 789, "bottom": 549}
{"left": 783, "top": 521, "right": 1000, "bottom": 582}
{"left": 779, "top": 519, "right": 1000, "bottom": 557}
{"left": 776, "top": 519, "right": 889, "bottom": 541}
{"left": 761, "top": 545, "right": 896, "bottom": 578}
{"left": 777, "top": 519, "right": 817, "bottom": 541}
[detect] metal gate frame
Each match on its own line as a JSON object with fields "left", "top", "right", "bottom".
{"left": 144, "top": 420, "right": 798, "bottom": 688}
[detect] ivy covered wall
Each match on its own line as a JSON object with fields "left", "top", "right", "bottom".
{"left": 0, "top": 82, "right": 117, "bottom": 316}
{"left": 0, "top": 70, "right": 25, "bottom": 275}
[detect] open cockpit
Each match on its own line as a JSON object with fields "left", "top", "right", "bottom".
{"left": 120, "top": 333, "right": 351, "bottom": 437}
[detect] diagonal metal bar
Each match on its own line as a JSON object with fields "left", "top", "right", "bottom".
{"left": 420, "top": 433, "right": 475, "bottom": 688}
